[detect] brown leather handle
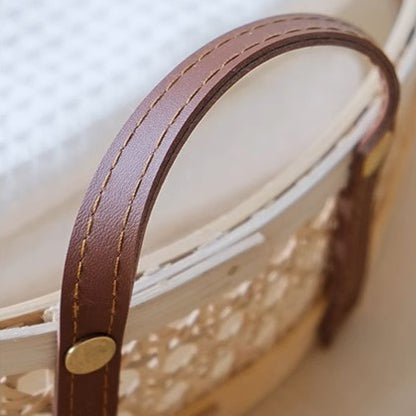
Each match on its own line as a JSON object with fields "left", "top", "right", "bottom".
{"left": 56, "top": 14, "right": 399, "bottom": 416}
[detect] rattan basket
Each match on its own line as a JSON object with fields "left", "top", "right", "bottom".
{"left": 1, "top": 1, "right": 416, "bottom": 415}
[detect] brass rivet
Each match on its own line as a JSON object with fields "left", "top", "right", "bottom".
{"left": 65, "top": 336, "right": 116, "bottom": 375}
{"left": 362, "top": 131, "right": 392, "bottom": 177}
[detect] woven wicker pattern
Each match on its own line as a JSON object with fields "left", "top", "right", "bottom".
{"left": 0, "top": 199, "right": 335, "bottom": 415}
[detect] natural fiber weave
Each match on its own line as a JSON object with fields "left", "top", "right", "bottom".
{"left": 0, "top": 198, "right": 335, "bottom": 416}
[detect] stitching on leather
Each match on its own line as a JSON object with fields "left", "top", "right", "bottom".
{"left": 305, "top": 26, "right": 324, "bottom": 31}
{"left": 65, "top": 15, "right": 362, "bottom": 415}
{"left": 252, "top": 23, "right": 268, "bottom": 31}
{"left": 71, "top": 15, "right": 344, "bottom": 345}
{"left": 107, "top": 23, "right": 363, "bottom": 333}
{"left": 102, "top": 20, "right": 364, "bottom": 412}
{"left": 70, "top": 17, "right": 357, "bottom": 339}
{"left": 242, "top": 42, "right": 261, "bottom": 52}
{"left": 264, "top": 33, "right": 283, "bottom": 42}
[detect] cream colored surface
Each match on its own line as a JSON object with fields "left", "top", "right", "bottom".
{"left": 247, "top": 109, "right": 416, "bottom": 416}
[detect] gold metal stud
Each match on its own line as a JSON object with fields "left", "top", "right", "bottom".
{"left": 65, "top": 336, "right": 116, "bottom": 375}
{"left": 362, "top": 131, "right": 392, "bottom": 177}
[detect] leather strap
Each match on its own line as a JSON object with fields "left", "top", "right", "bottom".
{"left": 56, "top": 14, "right": 399, "bottom": 416}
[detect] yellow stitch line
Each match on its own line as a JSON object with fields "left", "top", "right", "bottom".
{"left": 110, "top": 294, "right": 117, "bottom": 315}
{"left": 85, "top": 216, "right": 93, "bottom": 235}
{"left": 142, "top": 153, "right": 153, "bottom": 172}
{"left": 198, "top": 49, "right": 213, "bottom": 61}
{"left": 252, "top": 23, "right": 267, "bottom": 30}
{"left": 91, "top": 194, "right": 101, "bottom": 215}
{"left": 181, "top": 61, "right": 195, "bottom": 75}
{"left": 154, "top": 128, "right": 168, "bottom": 148}
{"left": 117, "top": 230, "right": 125, "bottom": 252}
{"left": 108, "top": 295, "right": 117, "bottom": 330}
{"left": 73, "top": 282, "right": 79, "bottom": 298}
{"left": 171, "top": 105, "right": 186, "bottom": 125}
{"left": 166, "top": 75, "right": 181, "bottom": 91}
{"left": 242, "top": 42, "right": 260, "bottom": 52}
{"left": 72, "top": 302, "right": 78, "bottom": 319}
{"left": 219, "top": 38, "right": 232, "bottom": 46}
{"left": 76, "top": 261, "right": 83, "bottom": 278}
{"left": 109, "top": 282, "right": 118, "bottom": 319}
{"left": 108, "top": 317, "right": 114, "bottom": 333}
{"left": 122, "top": 204, "right": 133, "bottom": 227}
{"left": 102, "top": 171, "right": 112, "bottom": 188}
{"left": 108, "top": 313, "right": 115, "bottom": 334}
{"left": 121, "top": 136, "right": 130, "bottom": 149}
{"left": 185, "top": 88, "right": 199, "bottom": 104}
{"left": 73, "top": 293, "right": 79, "bottom": 307}
{"left": 72, "top": 300, "right": 78, "bottom": 315}
{"left": 135, "top": 112, "right": 148, "bottom": 129}
{"left": 114, "top": 256, "right": 120, "bottom": 276}
{"left": 72, "top": 319, "right": 78, "bottom": 343}
{"left": 150, "top": 94, "right": 163, "bottom": 110}
{"left": 238, "top": 29, "right": 250, "bottom": 36}
{"left": 132, "top": 178, "right": 144, "bottom": 198}
{"left": 112, "top": 281, "right": 118, "bottom": 299}
{"left": 112, "top": 150, "right": 123, "bottom": 168}
{"left": 134, "top": 113, "right": 150, "bottom": 132}
{"left": 285, "top": 28, "right": 302, "bottom": 34}
{"left": 204, "top": 68, "right": 220, "bottom": 85}
{"left": 216, "top": 38, "right": 231, "bottom": 48}
{"left": 80, "top": 238, "right": 87, "bottom": 256}
{"left": 223, "top": 53, "right": 240, "bottom": 66}
{"left": 264, "top": 32, "right": 282, "bottom": 42}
